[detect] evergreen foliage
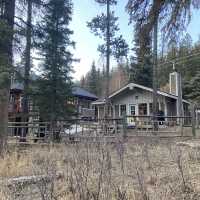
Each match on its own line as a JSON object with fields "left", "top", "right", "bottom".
{"left": 126, "top": 0, "right": 199, "bottom": 49}
{"left": 156, "top": 34, "right": 200, "bottom": 104}
{"left": 184, "top": 71, "right": 200, "bottom": 104}
{"left": 35, "top": 0, "right": 74, "bottom": 122}
{"left": 126, "top": 0, "right": 200, "bottom": 96}
{"left": 87, "top": 1, "right": 128, "bottom": 62}
{"left": 79, "top": 63, "right": 129, "bottom": 97}
{"left": 87, "top": 61, "right": 99, "bottom": 95}
{"left": 81, "top": 33, "right": 200, "bottom": 105}
{"left": 129, "top": 22, "right": 152, "bottom": 87}
{"left": 158, "top": 34, "right": 197, "bottom": 86}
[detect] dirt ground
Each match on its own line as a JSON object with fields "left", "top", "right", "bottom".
{"left": 1, "top": 137, "right": 200, "bottom": 199}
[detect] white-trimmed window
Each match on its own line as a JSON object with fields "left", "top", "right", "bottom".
{"left": 129, "top": 104, "right": 136, "bottom": 116}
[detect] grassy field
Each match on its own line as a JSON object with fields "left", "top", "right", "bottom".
{"left": 1, "top": 137, "right": 200, "bottom": 199}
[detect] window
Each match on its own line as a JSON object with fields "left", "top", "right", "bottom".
{"left": 120, "top": 105, "right": 126, "bottom": 116}
{"left": 129, "top": 104, "right": 136, "bottom": 116}
{"left": 139, "top": 103, "right": 147, "bottom": 115}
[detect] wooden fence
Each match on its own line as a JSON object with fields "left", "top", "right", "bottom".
{"left": 7, "top": 115, "right": 196, "bottom": 144}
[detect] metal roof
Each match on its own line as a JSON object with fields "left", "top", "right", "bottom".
{"left": 10, "top": 80, "right": 98, "bottom": 101}
{"left": 72, "top": 87, "right": 98, "bottom": 100}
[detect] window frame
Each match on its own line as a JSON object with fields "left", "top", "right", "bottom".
{"left": 119, "top": 104, "right": 127, "bottom": 117}
{"left": 138, "top": 103, "right": 147, "bottom": 116}
{"left": 129, "top": 104, "right": 136, "bottom": 116}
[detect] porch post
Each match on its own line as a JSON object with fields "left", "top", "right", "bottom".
{"left": 135, "top": 104, "right": 138, "bottom": 115}
{"left": 147, "top": 103, "right": 150, "bottom": 116}
{"left": 113, "top": 105, "right": 115, "bottom": 118}
{"left": 97, "top": 106, "right": 100, "bottom": 119}
{"left": 158, "top": 101, "right": 161, "bottom": 111}
{"left": 164, "top": 101, "right": 168, "bottom": 121}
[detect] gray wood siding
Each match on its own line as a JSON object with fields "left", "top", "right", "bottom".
{"left": 111, "top": 88, "right": 166, "bottom": 105}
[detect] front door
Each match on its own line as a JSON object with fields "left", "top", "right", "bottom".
{"left": 129, "top": 104, "right": 136, "bottom": 116}
{"left": 128, "top": 104, "right": 136, "bottom": 127}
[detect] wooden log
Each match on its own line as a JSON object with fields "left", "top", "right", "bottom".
{"left": 176, "top": 141, "right": 200, "bottom": 149}
{"left": 0, "top": 171, "right": 63, "bottom": 188}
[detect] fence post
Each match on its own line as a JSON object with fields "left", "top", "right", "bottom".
{"left": 191, "top": 104, "right": 196, "bottom": 137}
{"left": 114, "top": 119, "right": 117, "bottom": 135}
{"left": 75, "top": 120, "right": 78, "bottom": 135}
{"left": 82, "top": 123, "right": 84, "bottom": 135}
{"left": 122, "top": 115, "right": 127, "bottom": 139}
{"left": 197, "top": 111, "right": 199, "bottom": 129}
{"left": 180, "top": 117, "right": 183, "bottom": 137}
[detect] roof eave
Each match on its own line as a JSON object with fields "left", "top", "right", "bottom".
{"left": 108, "top": 83, "right": 190, "bottom": 104}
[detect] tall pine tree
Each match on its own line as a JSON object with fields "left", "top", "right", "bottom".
{"left": 87, "top": 1, "right": 128, "bottom": 61}
{"left": 35, "top": 0, "right": 74, "bottom": 126}
{"left": 129, "top": 22, "right": 152, "bottom": 87}
{"left": 22, "top": 0, "right": 43, "bottom": 116}
{"left": 87, "top": 0, "right": 128, "bottom": 117}
{"left": 87, "top": 61, "right": 98, "bottom": 95}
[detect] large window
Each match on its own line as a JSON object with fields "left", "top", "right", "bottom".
{"left": 120, "top": 105, "right": 126, "bottom": 116}
{"left": 139, "top": 103, "right": 147, "bottom": 115}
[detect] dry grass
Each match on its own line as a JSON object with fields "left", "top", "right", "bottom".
{"left": 0, "top": 151, "right": 32, "bottom": 178}
{"left": 1, "top": 138, "right": 200, "bottom": 199}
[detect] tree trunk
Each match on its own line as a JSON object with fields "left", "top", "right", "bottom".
{"left": 23, "top": 0, "right": 32, "bottom": 114}
{"left": 105, "top": 0, "right": 110, "bottom": 118}
{"left": 152, "top": 2, "right": 158, "bottom": 131}
{"left": 0, "top": 89, "right": 9, "bottom": 154}
{"left": 0, "top": 0, "right": 15, "bottom": 154}
{"left": 21, "top": 0, "right": 32, "bottom": 141}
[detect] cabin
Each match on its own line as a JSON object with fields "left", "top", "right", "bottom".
{"left": 72, "top": 87, "right": 98, "bottom": 119}
{"left": 8, "top": 84, "right": 98, "bottom": 122}
{"left": 92, "top": 71, "right": 190, "bottom": 123}
{"left": 8, "top": 72, "right": 39, "bottom": 123}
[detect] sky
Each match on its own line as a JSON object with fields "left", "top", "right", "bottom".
{"left": 70, "top": 0, "right": 200, "bottom": 81}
